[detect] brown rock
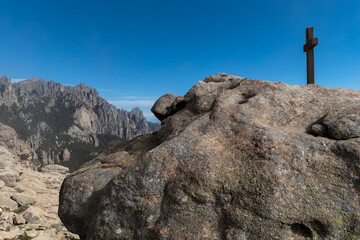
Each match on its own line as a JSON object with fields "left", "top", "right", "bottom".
{"left": 204, "top": 72, "right": 244, "bottom": 83}
{"left": 0, "top": 227, "right": 24, "bottom": 239}
{"left": 323, "top": 112, "right": 360, "bottom": 139}
{"left": 0, "top": 193, "right": 18, "bottom": 211}
{"left": 151, "top": 93, "right": 178, "bottom": 121}
{"left": 40, "top": 164, "right": 69, "bottom": 174}
{"left": 0, "top": 146, "right": 17, "bottom": 169}
{"left": 25, "top": 230, "right": 38, "bottom": 238}
{"left": 311, "top": 123, "right": 327, "bottom": 136}
{"left": 59, "top": 74, "right": 360, "bottom": 239}
{"left": 0, "top": 123, "right": 17, "bottom": 154}
{"left": 33, "top": 233, "right": 55, "bottom": 240}
{"left": 13, "top": 214, "right": 26, "bottom": 225}
{"left": 11, "top": 193, "right": 37, "bottom": 206}
{"left": 22, "top": 206, "right": 42, "bottom": 224}
{"left": 60, "top": 148, "right": 71, "bottom": 162}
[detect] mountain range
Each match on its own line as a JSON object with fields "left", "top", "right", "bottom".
{"left": 0, "top": 76, "right": 160, "bottom": 171}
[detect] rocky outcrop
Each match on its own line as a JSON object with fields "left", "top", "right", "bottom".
{"left": 0, "top": 76, "right": 160, "bottom": 171}
{"left": 60, "top": 149, "right": 71, "bottom": 162}
{"left": 0, "top": 146, "right": 79, "bottom": 239}
{"left": 59, "top": 73, "right": 360, "bottom": 239}
{"left": 0, "top": 123, "right": 36, "bottom": 166}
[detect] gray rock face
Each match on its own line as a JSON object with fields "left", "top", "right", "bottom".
{"left": 40, "top": 165, "right": 69, "bottom": 175}
{"left": 60, "top": 148, "right": 71, "bottom": 162}
{"left": 204, "top": 72, "right": 244, "bottom": 83}
{"left": 0, "top": 193, "right": 18, "bottom": 211}
{"left": 11, "top": 193, "right": 37, "bottom": 206}
{"left": 22, "top": 207, "right": 42, "bottom": 224}
{"left": 0, "top": 146, "right": 16, "bottom": 168}
{"left": 0, "top": 76, "right": 160, "bottom": 171}
{"left": 0, "top": 122, "right": 36, "bottom": 165}
{"left": 0, "top": 146, "right": 19, "bottom": 186}
{"left": 13, "top": 214, "right": 26, "bottom": 225}
{"left": 151, "top": 94, "right": 179, "bottom": 121}
{"left": 59, "top": 73, "right": 360, "bottom": 239}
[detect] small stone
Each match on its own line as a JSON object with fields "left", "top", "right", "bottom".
{"left": 40, "top": 165, "right": 69, "bottom": 174}
{"left": 6, "top": 182, "right": 17, "bottom": 187}
{"left": 0, "top": 180, "right": 5, "bottom": 189}
{"left": 15, "top": 204, "right": 30, "bottom": 213}
{"left": 0, "top": 227, "right": 24, "bottom": 239}
{"left": 14, "top": 186, "right": 26, "bottom": 192}
{"left": 33, "top": 229, "right": 56, "bottom": 240}
{"left": 0, "top": 146, "right": 17, "bottom": 168}
{"left": 50, "top": 223, "right": 63, "bottom": 232}
{"left": 0, "top": 166, "right": 18, "bottom": 186}
{"left": 323, "top": 113, "right": 360, "bottom": 140}
{"left": 0, "top": 222, "right": 10, "bottom": 231}
{"left": 37, "top": 225, "right": 48, "bottom": 230}
{"left": 63, "top": 231, "right": 80, "bottom": 239}
{"left": 33, "top": 234, "right": 55, "bottom": 240}
{"left": 25, "top": 230, "right": 38, "bottom": 238}
{"left": 151, "top": 93, "right": 178, "bottom": 121}
{"left": 11, "top": 193, "right": 37, "bottom": 206}
{"left": 1, "top": 211, "right": 14, "bottom": 225}
{"left": 22, "top": 206, "right": 42, "bottom": 224}
{"left": 311, "top": 123, "right": 327, "bottom": 137}
{"left": 26, "top": 223, "right": 41, "bottom": 230}
{"left": 0, "top": 193, "right": 18, "bottom": 211}
{"left": 13, "top": 214, "right": 26, "bottom": 225}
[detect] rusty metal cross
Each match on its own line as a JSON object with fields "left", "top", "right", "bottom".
{"left": 303, "top": 27, "right": 318, "bottom": 84}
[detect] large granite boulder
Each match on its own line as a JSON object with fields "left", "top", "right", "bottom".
{"left": 0, "top": 146, "right": 19, "bottom": 186}
{"left": 59, "top": 74, "right": 360, "bottom": 239}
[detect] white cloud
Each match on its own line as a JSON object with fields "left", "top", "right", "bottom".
{"left": 114, "top": 96, "right": 157, "bottom": 100}
{"left": 106, "top": 96, "right": 160, "bottom": 122}
{"left": 98, "top": 89, "right": 115, "bottom": 92}
{"left": 11, "top": 78, "right": 27, "bottom": 83}
{"left": 143, "top": 112, "right": 159, "bottom": 123}
{"left": 63, "top": 83, "right": 76, "bottom": 87}
{"left": 143, "top": 112, "right": 155, "bottom": 118}
{"left": 109, "top": 99, "right": 156, "bottom": 107}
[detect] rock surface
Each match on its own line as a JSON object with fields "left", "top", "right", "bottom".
{"left": 11, "top": 193, "right": 37, "bottom": 206}
{"left": 59, "top": 73, "right": 360, "bottom": 239}
{"left": 0, "top": 146, "right": 79, "bottom": 239}
{"left": 0, "top": 76, "right": 160, "bottom": 171}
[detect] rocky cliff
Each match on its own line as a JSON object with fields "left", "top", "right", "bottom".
{"left": 0, "top": 76, "right": 160, "bottom": 171}
{"left": 59, "top": 73, "right": 360, "bottom": 239}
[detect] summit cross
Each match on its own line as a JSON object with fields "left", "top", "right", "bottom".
{"left": 303, "top": 27, "right": 318, "bottom": 84}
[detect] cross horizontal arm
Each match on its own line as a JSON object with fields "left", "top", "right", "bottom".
{"left": 303, "top": 37, "right": 318, "bottom": 52}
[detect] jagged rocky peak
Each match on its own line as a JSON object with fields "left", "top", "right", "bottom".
{"left": 0, "top": 76, "right": 160, "bottom": 171}
{"left": 0, "top": 76, "right": 11, "bottom": 84}
{"left": 21, "top": 77, "right": 43, "bottom": 82}
{"left": 60, "top": 73, "right": 360, "bottom": 239}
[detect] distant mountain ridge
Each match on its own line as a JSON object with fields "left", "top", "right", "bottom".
{"left": 0, "top": 75, "right": 160, "bottom": 171}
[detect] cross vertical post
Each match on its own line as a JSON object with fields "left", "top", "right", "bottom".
{"left": 303, "top": 27, "right": 318, "bottom": 84}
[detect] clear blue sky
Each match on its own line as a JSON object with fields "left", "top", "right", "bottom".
{"left": 1, "top": 0, "right": 359, "bottom": 122}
